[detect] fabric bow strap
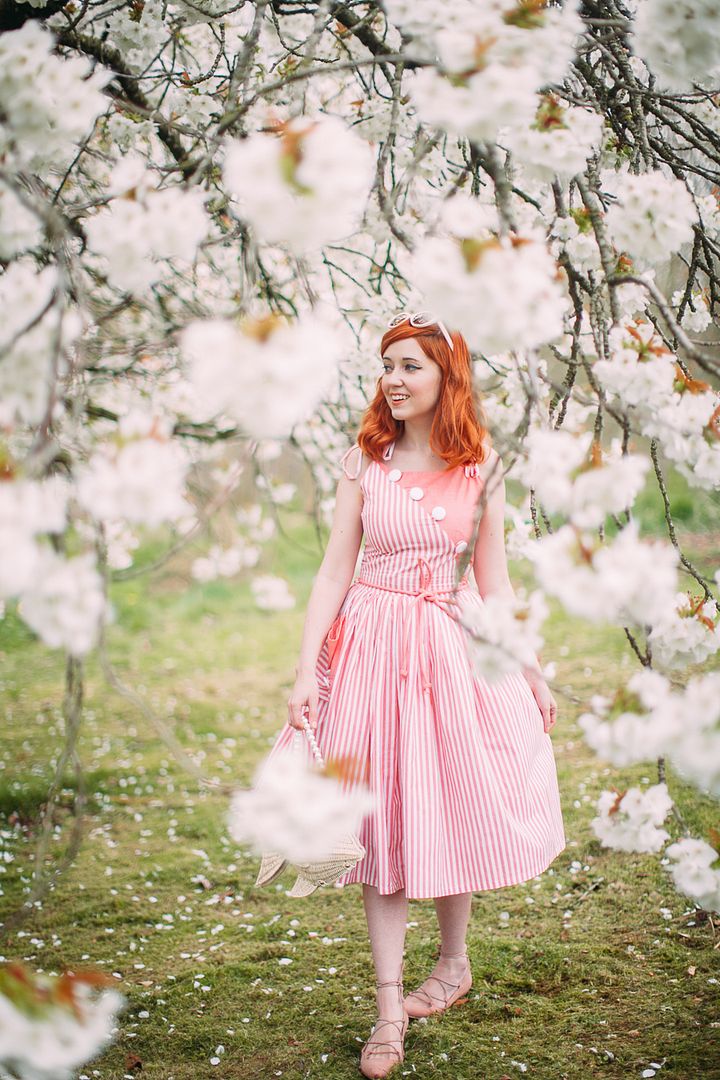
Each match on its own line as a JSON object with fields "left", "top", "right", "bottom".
{"left": 398, "top": 558, "right": 465, "bottom": 696}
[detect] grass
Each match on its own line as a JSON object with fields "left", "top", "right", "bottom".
{"left": 0, "top": 461, "right": 719, "bottom": 1080}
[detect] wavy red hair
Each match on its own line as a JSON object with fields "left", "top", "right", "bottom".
{"left": 356, "top": 321, "right": 490, "bottom": 468}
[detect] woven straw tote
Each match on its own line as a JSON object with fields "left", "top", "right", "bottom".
{"left": 254, "top": 713, "right": 366, "bottom": 897}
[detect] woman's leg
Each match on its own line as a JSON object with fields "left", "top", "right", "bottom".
{"left": 432, "top": 890, "right": 473, "bottom": 978}
{"left": 435, "top": 891, "right": 473, "bottom": 955}
{"left": 404, "top": 891, "right": 473, "bottom": 1017}
{"left": 362, "top": 881, "right": 408, "bottom": 984}
{"left": 361, "top": 884, "right": 408, "bottom": 1048}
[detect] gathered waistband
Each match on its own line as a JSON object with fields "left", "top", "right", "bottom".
{"left": 355, "top": 558, "right": 468, "bottom": 696}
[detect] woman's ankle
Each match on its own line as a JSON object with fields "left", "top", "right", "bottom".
{"left": 438, "top": 947, "right": 469, "bottom": 964}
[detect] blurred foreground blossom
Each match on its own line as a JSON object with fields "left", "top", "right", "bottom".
{"left": 458, "top": 590, "right": 547, "bottom": 683}
{"left": 632, "top": 0, "right": 720, "bottom": 92}
{"left": 529, "top": 522, "right": 678, "bottom": 627}
{"left": 520, "top": 429, "right": 649, "bottom": 529}
{"left": 180, "top": 312, "right": 345, "bottom": 438}
{"left": 229, "top": 747, "right": 374, "bottom": 865}
{"left": 578, "top": 670, "right": 720, "bottom": 798}
{"left": 76, "top": 413, "right": 191, "bottom": 527}
{"left": 223, "top": 114, "right": 375, "bottom": 252}
{"left": 410, "top": 226, "right": 568, "bottom": 355}
{"left": 0, "top": 962, "right": 124, "bottom": 1080}
{"left": 18, "top": 551, "right": 107, "bottom": 656}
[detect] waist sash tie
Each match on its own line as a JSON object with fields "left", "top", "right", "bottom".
{"left": 357, "top": 557, "right": 468, "bottom": 696}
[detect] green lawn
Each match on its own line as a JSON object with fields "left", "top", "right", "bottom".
{"left": 1, "top": 462, "right": 718, "bottom": 1080}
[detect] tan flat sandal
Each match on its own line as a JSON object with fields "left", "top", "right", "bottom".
{"left": 403, "top": 948, "right": 472, "bottom": 1019}
{"left": 359, "top": 978, "right": 409, "bottom": 1079}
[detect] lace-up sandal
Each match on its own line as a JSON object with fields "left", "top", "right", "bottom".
{"left": 359, "top": 978, "right": 409, "bottom": 1079}
{"left": 403, "top": 948, "right": 472, "bottom": 1019}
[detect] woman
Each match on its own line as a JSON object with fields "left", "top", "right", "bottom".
{"left": 269, "top": 313, "right": 565, "bottom": 1078}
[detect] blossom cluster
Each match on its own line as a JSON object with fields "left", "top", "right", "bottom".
{"left": 180, "top": 311, "right": 347, "bottom": 438}
{"left": 0, "top": 963, "right": 124, "bottom": 1080}
{"left": 0, "top": 22, "right": 110, "bottom": 172}
{"left": 410, "top": 200, "right": 568, "bottom": 355}
{"left": 458, "top": 589, "right": 548, "bottom": 683}
{"left": 578, "top": 669, "right": 720, "bottom": 798}
{"left": 632, "top": 0, "right": 720, "bottom": 92}
{"left": 406, "top": 0, "right": 584, "bottom": 145}
{"left": 223, "top": 115, "right": 376, "bottom": 252}
{"left": 590, "top": 782, "right": 673, "bottom": 854}
{"left": 229, "top": 743, "right": 374, "bottom": 865}
{"left": 595, "top": 319, "right": 720, "bottom": 491}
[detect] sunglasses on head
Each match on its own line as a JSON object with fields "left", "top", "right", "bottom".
{"left": 387, "top": 311, "right": 454, "bottom": 351}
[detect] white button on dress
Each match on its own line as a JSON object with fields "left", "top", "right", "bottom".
{"left": 387, "top": 468, "right": 402, "bottom": 482}
{"left": 455, "top": 540, "right": 468, "bottom": 553}
{"left": 408, "top": 486, "right": 424, "bottom": 501}
{"left": 431, "top": 506, "right": 446, "bottom": 521}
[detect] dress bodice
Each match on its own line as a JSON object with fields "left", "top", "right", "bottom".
{"left": 339, "top": 440, "right": 484, "bottom": 596}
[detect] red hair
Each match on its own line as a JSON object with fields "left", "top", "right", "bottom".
{"left": 356, "top": 322, "right": 490, "bottom": 468}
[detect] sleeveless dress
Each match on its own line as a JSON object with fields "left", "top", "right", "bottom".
{"left": 260, "top": 441, "right": 566, "bottom": 899}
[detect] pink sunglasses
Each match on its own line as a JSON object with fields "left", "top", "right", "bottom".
{"left": 388, "top": 311, "right": 454, "bottom": 351}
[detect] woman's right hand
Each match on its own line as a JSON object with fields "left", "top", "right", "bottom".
{"left": 287, "top": 671, "right": 319, "bottom": 731}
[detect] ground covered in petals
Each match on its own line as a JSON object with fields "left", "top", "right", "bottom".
{"left": 1, "top": 472, "right": 718, "bottom": 1080}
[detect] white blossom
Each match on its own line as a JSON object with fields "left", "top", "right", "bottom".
{"left": 250, "top": 575, "right": 295, "bottom": 612}
{"left": 594, "top": 320, "right": 676, "bottom": 415}
{"left": 579, "top": 670, "right": 720, "bottom": 798}
{"left": 648, "top": 591, "right": 720, "bottom": 670}
{"left": 410, "top": 226, "right": 568, "bottom": 355}
{"left": 84, "top": 161, "right": 209, "bottom": 295}
{"left": 0, "top": 967, "right": 124, "bottom": 1080}
{"left": 180, "top": 311, "right": 344, "bottom": 438}
{"left": 0, "top": 181, "right": 41, "bottom": 258}
{"left": 632, "top": 0, "right": 720, "bottom": 92}
{"left": 529, "top": 522, "right": 678, "bottom": 627}
{"left": 228, "top": 747, "right": 374, "bottom": 865}
{"left": 223, "top": 115, "right": 375, "bottom": 252}
{"left": 520, "top": 429, "right": 649, "bottom": 528}
{"left": 76, "top": 416, "right": 190, "bottom": 527}
{"left": 18, "top": 551, "right": 107, "bottom": 656}
{"left": 578, "top": 669, "right": 674, "bottom": 767}
{"left": 191, "top": 542, "right": 260, "bottom": 583}
{"left": 0, "top": 261, "right": 79, "bottom": 427}
{"left": 0, "top": 22, "right": 110, "bottom": 171}
{"left": 504, "top": 97, "right": 604, "bottom": 183}
{"left": 604, "top": 169, "right": 698, "bottom": 267}
{"left": 0, "top": 476, "right": 68, "bottom": 599}
{"left": 407, "top": 1, "right": 583, "bottom": 142}
{"left": 665, "top": 837, "right": 720, "bottom": 913}
{"left": 457, "top": 589, "right": 547, "bottom": 683}
{"left": 591, "top": 782, "right": 673, "bottom": 854}
{"left": 671, "top": 287, "right": 712, "bottom": 333}
{"left": 410, "top": 61, "right": 539, "bottom": 145}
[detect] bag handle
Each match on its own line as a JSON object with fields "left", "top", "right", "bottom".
{"left": 295, "top": 713, "right": 325, "bottom": 769}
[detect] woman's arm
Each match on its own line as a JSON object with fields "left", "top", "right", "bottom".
{"left": 471, "top": 449, "right": 558, "bottom": 732}
{"left": 288, "top": 449, "right": 365, "bottom": 729}
{"left": 296, "top": 467, "right": 364, "bottom": 675}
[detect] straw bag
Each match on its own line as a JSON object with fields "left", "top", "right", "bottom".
{"left": 254, "top": 713, "right": 366, "bottom": 898}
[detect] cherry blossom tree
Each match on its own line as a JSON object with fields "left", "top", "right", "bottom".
{"left": 1, "top": 0, "right": 720, "bottom": 1065}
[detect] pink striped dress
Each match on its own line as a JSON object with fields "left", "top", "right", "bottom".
{"left": 263, "top": 440, "right": 566, "bottom": 899}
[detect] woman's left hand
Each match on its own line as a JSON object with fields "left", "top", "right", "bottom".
{"left": 524, "top": 672, "right": 558, "bottom": 734}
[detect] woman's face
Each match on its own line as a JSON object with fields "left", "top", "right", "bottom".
{"left": 380, "top": 336, "right": 443, "bottom": 421}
